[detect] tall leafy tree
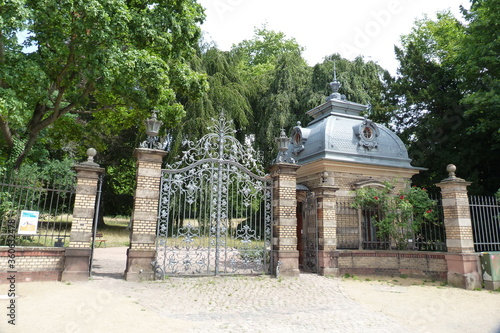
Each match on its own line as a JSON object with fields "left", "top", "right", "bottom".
{"left": 231, "top": 27, "right": 396, "bottom": 165}
{"left": 231, "top": 26, "right": 309, "bottom": 163}
{"left": 459, "top": 0, "right": 500, "bottom": 191}
{"left": 163, "top": 44, "right": 253, "bottom": 166}
{"left": 255, "top": 51, "right": 312, "bottom": 163}
{"left": 0, "top": 0, "right": 207, "bottom": 168}
{"left": 232, "top": 25, "right": 304, "bottom": 74}
{"left": 460, "top": 0, "right": 500, "bottom": 136}
{"left": 391, "top": 6, "right": 500, "bottom": 194}
{"left": 391, "top": 11, "right": 474, "bottom": 191}
{"left": 310, "top": 54, "right": 395, "bottom": 125}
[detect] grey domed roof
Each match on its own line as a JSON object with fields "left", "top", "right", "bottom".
{"left": 284, "top": 94, "right": 421, "bottom": 170}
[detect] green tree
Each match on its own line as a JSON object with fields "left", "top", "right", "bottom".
{"left": 0, "top": 0, "right": 208, "bottom": 168}
{"left": 310, "top": 54, "right": 395, "bottom": 125}
{"left": 253, "top": 51, "right": 312, "bottom": 163}
{"left": 231, "top": 25, "right": 304, "bottom": 75}
{"left": 231, "top": 26, "right": 307, "bottom": 161}
{"left": 391, "top": 7, "right": 500, "bottom": 194}
{"left": 164, "top": 45, "right": 253, "bottom": 165}
{"left": 460, "top": 0, "right": 500, "bottom": 137}
{"left": 458, "top": 0, "right": 500, "bottom": 190}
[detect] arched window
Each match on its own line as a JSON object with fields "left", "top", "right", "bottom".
{"left": 352, "top": 180, "right": 391, "bottom": 250}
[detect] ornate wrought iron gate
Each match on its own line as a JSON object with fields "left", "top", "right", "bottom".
{"left": 155, "top": 115, "right": 272, "bottom": 277}
{"left": 301, "top": 192, "right": 318, "bottom": 272}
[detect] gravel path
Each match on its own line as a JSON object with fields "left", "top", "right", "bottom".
{"left": 1, "top": 247, "right": 498, "bottom": 333}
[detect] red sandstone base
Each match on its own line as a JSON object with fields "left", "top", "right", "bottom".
{"left": 445, "top": 253, "right": 481, "bottom": 290}
{"left": 273, "top": 250, "right": 300, "bottom": 277}
{"left": 124, "top": 249, "right": 156, "bottom": 281}
{"left": 61, "top": 248, "right": 91, "bottom": 282}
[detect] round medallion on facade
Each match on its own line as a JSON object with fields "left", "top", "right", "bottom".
{"left": 354, "top": 118, "right": 379, "bottom": 150}
{"left": 362, "top": 126, "right": 374, "bottom": 140}
{"left": 290, "top": 122, "right": 311, "bottom": 156}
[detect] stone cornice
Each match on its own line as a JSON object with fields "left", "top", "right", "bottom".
{"left": 296, "top": 159, "right": 420, "bottom": 179}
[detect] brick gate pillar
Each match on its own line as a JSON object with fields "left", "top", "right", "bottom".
{"left": 436, "top": 164, "right": 481, "bottom": 290}
{"left": 313, "top": 176, "right": 339, "bottom": 276}
{"left": 270, "top": 163, "right": 300, "bottom": 277}
{"left": 62, "top": 148, "right": 104, "bottom": 282}
{"left": 125, "top": 148, "right": 167, "bottom": 281}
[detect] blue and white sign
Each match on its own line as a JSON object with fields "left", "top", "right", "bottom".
{"left": 18, "top": 210, "right": 39, "bottom": 235}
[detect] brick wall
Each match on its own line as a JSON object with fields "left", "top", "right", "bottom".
{"left": 337, "top": 250, "right": 447, "bottom": 280}
{"left": 298, "top": 167, "right": 412, "bottom": 250}
{"left": 0, "top": 247, "right": 66, "bottom": 282}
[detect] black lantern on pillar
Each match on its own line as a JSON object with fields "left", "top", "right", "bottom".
{"left": 277, "top": 128, "right": 289, "bottom": 153}
{"left": 140, "top": 110, "right": 165, "bottom": 149}
{"left": 145, "top": 110, "right": 163, "bottom": 137}
{"left": 274, "top": 128, "right": 295, "bottom": 164}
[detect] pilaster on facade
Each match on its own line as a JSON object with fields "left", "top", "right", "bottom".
{"left": 313, "top": 183, "right": 339, "bottom": 276}
{"left": 125, "top": 148, "right": 167, "bottom": 281}
{"left": 269, "top": 163, "right": 300, "bottom": 277}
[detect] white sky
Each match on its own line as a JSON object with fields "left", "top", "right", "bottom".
{"left": 198, "top": 0, "right": 469, "bottom": 74}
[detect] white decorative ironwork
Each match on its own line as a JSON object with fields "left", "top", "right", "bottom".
{"left": 156, "top": 113, "right": 273, "bottom": 277}
{"left": 166, "top": 113, "right": 264, "bottom": 174}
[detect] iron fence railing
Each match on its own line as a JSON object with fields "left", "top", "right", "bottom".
{"left": 336, "top": 195, "right": 446, "bottom": 252}
{"left": 0, "top": 172, "right": 76, "bottom": 247}
{"left": 414, "top": 194, "right": 447, "bottom": 252}
{"left": 469, "top": 195, "right": 500, "bottom": 252}
{"left": 336, "top": 198, "right": 359, "bottom": 249}
{"left": 360, "top": 205, "right": 391, "bottom": 250}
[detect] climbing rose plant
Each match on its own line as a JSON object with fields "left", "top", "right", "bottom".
{"left": 352, "top": 183, "right": 438, "bottom": 250}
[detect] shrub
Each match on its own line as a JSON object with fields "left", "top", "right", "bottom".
{"left": 352, "top": 182, "right": 437, "bottom": 250}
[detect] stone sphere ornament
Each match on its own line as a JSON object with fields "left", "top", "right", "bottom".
{"left": 446, "top": 164, "right": 457, "bottom": 178}
{"left": 86, "top": 148, "right": 97, "bottom": 163}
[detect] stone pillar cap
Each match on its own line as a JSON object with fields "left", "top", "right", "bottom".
{"left": 79, "top": 148, "right": 100, "bottom": 167}
{"left": 437, "top": 164, "right": 471, "bottom": 186}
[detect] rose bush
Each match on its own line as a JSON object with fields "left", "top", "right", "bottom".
{"left": 352, "top": 182, "right": 437, "bottom": 250}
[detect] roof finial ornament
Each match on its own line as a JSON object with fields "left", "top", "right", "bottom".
{"left": 327, "top": 61, "right": 343, "bottom": 101}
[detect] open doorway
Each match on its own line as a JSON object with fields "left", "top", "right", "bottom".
{"left": 297, "top": 193, "right": 318, "bottom": 273}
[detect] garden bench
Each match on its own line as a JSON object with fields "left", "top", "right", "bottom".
{"left": 94, "top": 232, "right": 107, "bottom": 247}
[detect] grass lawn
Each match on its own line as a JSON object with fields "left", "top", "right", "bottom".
{"left": 99, "top": 216, "right": 131, "bottom": 247}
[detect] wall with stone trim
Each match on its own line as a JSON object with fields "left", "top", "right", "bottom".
{"left": 0, "top": 247, "right": 66, "bottom": 282}
{"left": 297, "top": 162, "right": 413, "bottom": 198}
{"left": 336, "top": 250, "right": 448, "bottom": 280}
{"left": 296, "top": 162, "right": 416, "bottom": 252}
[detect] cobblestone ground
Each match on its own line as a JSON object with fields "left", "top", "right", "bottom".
{"left": 85, "top": 247, "right": 419, "bottom": 332}
{"left": 6, "top": 247, "right": 496, "bottom": 333}
{"left": 88, "top": 274, "right": 417, "bottom": 333}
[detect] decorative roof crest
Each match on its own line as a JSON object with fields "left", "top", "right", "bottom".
{"left": 327, "top": 61, "right": 346, "bottom": 101}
